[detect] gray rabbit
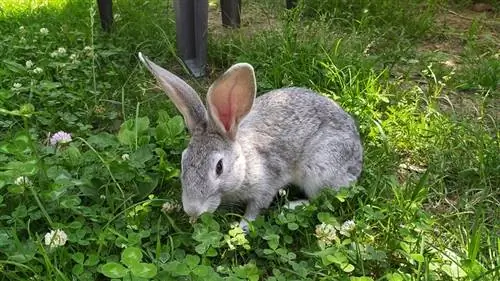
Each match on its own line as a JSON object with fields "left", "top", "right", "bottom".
{"left": 138, "top": 53, "right": 363, "bottom": 231}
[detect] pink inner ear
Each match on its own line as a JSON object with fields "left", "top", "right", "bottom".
{"left": 218, "top": 104, "right": 232, "bottom": 132}
{"left": 211, "top": 80, "right": 238, "bottom": 134}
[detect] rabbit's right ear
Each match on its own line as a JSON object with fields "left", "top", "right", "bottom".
{"left": 138, "top": 52, "right": 208, "bottom": 133}
{"left": 207, "top": 63, "right": 256, "bottom": 140}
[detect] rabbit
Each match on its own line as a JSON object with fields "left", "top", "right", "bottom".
{"left": 138, "top": 52, "right": 363, "bottom": 231}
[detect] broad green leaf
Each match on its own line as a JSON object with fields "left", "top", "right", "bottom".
{"left": 61, "top": 196, "right": 81, "bottom": 209}
{"left": 129, "top": 146, "right": 153, "bottom": 168}
{"left": 71, "top": 252, "right": 85, "bottom": 264}
{"left": 384, "top": 273, "right": 404, "bottom": 281}
{"left": 193, "top": 265, "right": 211, "bottom": 277}
{"left": 342, "top": 263, "right": 355, "bottom": 273}
{"left": 157, "top": 110, "right": 170, "bottom": 124}
{"left": 135, "top": 117, "right": 150, "bottom": 134}
{"left": 185, "top": 254, "right": 200, "bottom": 268}
{"left": 326, "top": 251, "right": 348, "bottom": 265}
{"left": 4, "top": 160, "right": 38, "bottom": 175}
{"left": 263, "top": 249, "right": 274, "bottom": 255}
{"left": 101, "top": 262, "right": 128, "bottom": 278}
{"left": 317, "top": 212, "right": 337, "bottom": 225}
{"left": 121, "top": 247, "right": 143, "bottom": 266}
{"left": 118, "top": 117, "right": 150, "bottom": 147}
{"left": 67, "top": 221, "right": 83, "bottom": 229}
{"left": 335, "top": 188, "right": 350, "bottom": 202}
{"left": 134, "top": 176, "right": 159, "bottom": 200}
{"left": 263, "top": 234, "right": 280, "bottom": 251}
{"left": 12, "top": 204, "right": 28, "bottom": 218}
{"left": 84, "top": 254, "right": 100, "bottom": 266}
{"left": 87, "top": 133, "right": 118, "bottom": 148}
{"left": 0, "top": 231, "right": 11, "bottom": 247}
{"left": 234, "top": 263, "right": 260, "bottom": 281}
{"left": 63, "top": 145, "right": 81, "bottom": 166}
{"left": 155, "top": 123, "right": 169, "bottom": 142}
{"left": 167, "top": 115, "right": 185, "bottom": 136}
{"left": 287, "top": 222, "right": 299, "bottom": 230}
{"left": 163, "top": 261, "right": 190, "bottom": 276}
{"left": 130, "top": 262, "right": 157, "bottom": 278}
{"left": 72, "top": 264, "right": 84, "bottom": 276}
{"left": 442, "top": 263, "right": 467, "bottom": 278}
{"left": 462, "top": 259, "right": 485, "bottom": 279}
{"left": 410, "top": 253, "right": 425, "bottom": 263}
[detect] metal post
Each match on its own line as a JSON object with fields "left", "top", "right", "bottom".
{"left": 220, "top": 0, "right": 241, "bottom": 28}
{"left": 173, "top": 0, "right": 208, "bottom": 77}
{"left": 97, "top": 0, "right": 113, "bottom": 32}
{"left": 286, "top": 0, "right": 297, "bottom": 9}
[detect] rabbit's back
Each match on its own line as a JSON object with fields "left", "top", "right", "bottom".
{"left": 237, "top": 87, "right": 362, "bottom": 197}
{"left": 239, "top": 87, "right": 359, "bottom": 152}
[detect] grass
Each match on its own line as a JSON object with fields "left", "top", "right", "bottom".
{"left": 0, "top": 0, "right": 498, "bottom": 280}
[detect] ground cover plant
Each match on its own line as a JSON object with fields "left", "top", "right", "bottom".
{"left": 0, "top": 0, "right": 498, "bottom": 280}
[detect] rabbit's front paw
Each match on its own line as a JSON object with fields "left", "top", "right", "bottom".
{"left": 284, "top": 199, "right": 310, "bottom": 210}
{"left": 239, "top": 220, "right": 250, "bottom": 234}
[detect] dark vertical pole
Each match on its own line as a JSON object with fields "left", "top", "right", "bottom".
{"left": 173, "top": 0, "right": 207, "bottom": 77}
{"left": 173, "top": 0, "right": 196, "bottom": 60}
{"left": 97, "top": 0, "right": 113, "bottom": 32}
{"left": 194, "top": 0, "right": 208, "bottom": 76}
{"left": 286, "top": 0, "right": 297, "bottom": 9}
{"left": 220, "top": 0, "right": 241, "bottom": 28}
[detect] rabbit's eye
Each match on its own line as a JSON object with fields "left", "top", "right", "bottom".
{"left": 216, "top": 159, "right": 223, "bottom": 176}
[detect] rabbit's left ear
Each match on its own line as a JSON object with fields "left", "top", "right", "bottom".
{"left": 207, "top": 63, "right": 256, "bottom": 140}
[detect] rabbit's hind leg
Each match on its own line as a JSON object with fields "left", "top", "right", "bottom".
{"left": 294, "top": 131, "right": 358, "bottom": 199}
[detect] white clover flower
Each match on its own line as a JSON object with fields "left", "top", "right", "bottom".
{"left": 13, "top": 83, "right": 22, "bottom": 89}
{"left": 33, "top": 67, "right": 43, "bottom": 74}
{"left": 40, "top": 27, "right": 49, "bottom": 35}
{"left": 83, "top": 46, "right": 93, "bottom": 52}
{"left": 121, "top": 153, "right": 130, "bottom": 161}
{"left": 69, "top": 53, "right": 78, "bottom": 60}
{"left": 161, "top": 201, "right": 181, "bottom": 214}
{"left": 25, "top": 60, "right": 34, "bottom": 68}
{"left": 363, "top": 9, "right": 369, "bottom": 13}
{"left": 57, "top": 47, "right": 66, "bottom": 55}
{"left": 44, "top": 229, "right": 68, "bottom": 248}
{"left": 19, "top": 26, "right": 25, "bottom": 31}
{"left": 14, "top": 176, "right": 32, "bottom": 186}
{"left": 50, "top": 51, "right": 58, "bottom": 58}
{"left": 315, "top": 223, "right": 337, "bottom": 246}
{"left": 278, "top": 188, "right": 287, "bottom": 197}
{"left": 49, "top": 131, "right": 72, "bottom": 146}
{"left": 339, "top": 220, "right": 356, "bottom": 236}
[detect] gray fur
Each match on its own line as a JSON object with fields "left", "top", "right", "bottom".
{"left": 138, "top": 53, "right": 363, "bottom": 226}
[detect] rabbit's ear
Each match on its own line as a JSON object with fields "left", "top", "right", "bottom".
{"left": 207, "top": 63, "right": 256, "bottom": 140}
{"left": 138, "top": 52, "right": 208, "bottom": 134}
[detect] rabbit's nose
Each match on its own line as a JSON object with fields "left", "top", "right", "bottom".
{"left": 183, "top": 202, "right": 202, "bottom": 219}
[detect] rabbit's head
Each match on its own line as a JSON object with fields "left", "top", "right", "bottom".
{"left": 138, "top": 53, "right": 256, "bottom": 221}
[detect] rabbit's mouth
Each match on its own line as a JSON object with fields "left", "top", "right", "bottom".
{"left": 189, "top": 216, "right": 198, "bottom": 224}
{"left": 182, "top": 193, "right": 221, "bottom": 220}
